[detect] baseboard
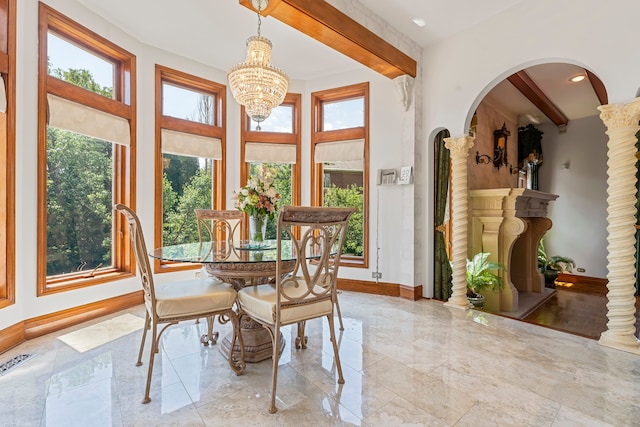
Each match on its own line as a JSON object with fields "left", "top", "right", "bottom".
{"left": 0, "top": 290, "right": 143, "bottom": 354}
{"left": 338, "top": 278, "right": 422, "bottom": 300}
{"left": 400, "top": 284, "right": 423, "bottom": 301}
{"left": 557, "top": 273, "right": 608, "bottom": 286}
{"left": 0, "top": 322, "right": 24, "bottom": 355}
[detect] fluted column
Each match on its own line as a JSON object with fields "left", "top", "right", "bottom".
{"left": 443, "top": 135, "right": 475, "bottom": 310}
{"left": 598, "top": 98, "right": 640, "bottom": 355}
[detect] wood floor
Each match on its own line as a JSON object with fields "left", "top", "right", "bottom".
{"left": 521, "top": 280, "right": 640, "bottom": 340}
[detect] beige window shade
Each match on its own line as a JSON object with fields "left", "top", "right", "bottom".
{"left": 161, "top": 128, "right": 222, "bottom": 159}
{"left": 314, "top": 139, "right": 364, "bottom": 163}
{"left": 47, "top": 94, "right": 130, "bottom": 146}
{"left": 245, "top": 142, "right": 296, "bottom": 164}
{"left": 0, "top": 75, "right": 6, "bottom": 113}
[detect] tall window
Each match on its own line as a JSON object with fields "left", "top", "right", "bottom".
{"left": 0, "top": 0, "right": 15, "bottom": 309}
{"left": 37, "top": 4, "right": 136, "bottom": 294}
{"left": 155, "top": 66, "right": 225, "bottom": 272}
{"left": 311, "top": 83, "right": 369, "bottom": 267}
{"left": 241, "top": 94, "right": 301, "bottom": 238}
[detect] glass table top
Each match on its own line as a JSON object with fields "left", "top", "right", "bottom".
{"left": 150, "top": 240, "right": 305, "bottom": 264}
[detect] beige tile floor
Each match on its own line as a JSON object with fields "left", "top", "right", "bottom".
{"left": 1, "top": 291, "right": 639, "bottom": 426}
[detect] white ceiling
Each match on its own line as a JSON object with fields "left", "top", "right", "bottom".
{"left": 75, "top": 0, "right": 601, "bottom": 125}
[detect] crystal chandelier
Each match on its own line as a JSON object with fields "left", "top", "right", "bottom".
{"left": 227, "top": 0, "right": 289, "bottom": 130}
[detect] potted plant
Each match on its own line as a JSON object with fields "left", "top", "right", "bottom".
{"left": 537, "top": 238, "right": 575, "bottom": 287}
{"left": 465, "top": 252, "right": 506, "bottom": 309}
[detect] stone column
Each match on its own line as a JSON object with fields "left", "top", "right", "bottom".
{"left": 443, "top": 135, "right": 474, "bottom": 310}
{"left": 598, "top": 98, "right": 640, "bottom": 355}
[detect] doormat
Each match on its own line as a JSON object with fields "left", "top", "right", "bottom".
{"left": 0, "top": 353, "right": 37, "bottom": 376}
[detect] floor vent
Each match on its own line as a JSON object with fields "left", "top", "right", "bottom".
{"left": 0, "top": 353, "right": 37, "bottom": 376}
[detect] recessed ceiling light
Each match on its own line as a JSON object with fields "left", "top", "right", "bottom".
{"left": 570, "top": 74, "right": 586, "bottom": 82}
{"left": 412, "top": 18, "right": 426, "bottom": 27}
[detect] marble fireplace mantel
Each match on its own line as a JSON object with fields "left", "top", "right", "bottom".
{"left": 468, "top": 188, "right": 559, "bottom": 312}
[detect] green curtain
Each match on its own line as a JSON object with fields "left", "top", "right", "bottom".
{"left": 434, "top": 129, "right": 453, "bottom": 300}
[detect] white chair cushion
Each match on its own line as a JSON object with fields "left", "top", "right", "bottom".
{"left": 238, "top": 281, "right": 332, "bottom": 326}
{"left": 153, "top": 278, "right": 236, "bottom": 318}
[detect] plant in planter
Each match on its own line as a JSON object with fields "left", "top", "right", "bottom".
{"left": 465, "top": 252, "right": 506, "bottom": 309}
{"left": 537, "top": 238, "right": 575, "bottom": 287}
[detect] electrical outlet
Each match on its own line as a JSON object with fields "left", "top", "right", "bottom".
{"left": 577, "top": 267, "right": 585, "bottom": 273}
{"left": 372, "top": 272, "right": 382, "bottom": 279}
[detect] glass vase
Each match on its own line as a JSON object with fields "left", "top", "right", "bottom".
{"left": 249, "top": 214, "right": 268, "bottom": 247}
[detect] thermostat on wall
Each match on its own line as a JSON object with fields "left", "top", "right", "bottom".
{"left": 398, "top": 166, "right": 413, "bottom": 185}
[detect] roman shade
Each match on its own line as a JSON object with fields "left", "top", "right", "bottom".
{"left": 161, "top": 128, "right": 222, "bottom": 159}
{"left": 245, "top": 142, "right": 296, "bottom": 164}
{"left": 47, "top": 94, "right": 130, "bottom": 146}
{"left": 0, "top": 75, "right": 6, "bottom": 113}
{"left": 314, "top": 138, "right": 364, "bottom": 163}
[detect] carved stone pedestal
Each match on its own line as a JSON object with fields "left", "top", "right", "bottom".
{"left": 469, "top": 188, "right": 558, "bottom": 312}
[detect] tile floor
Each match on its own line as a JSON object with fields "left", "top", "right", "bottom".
{"left": 1, "top": 291, "right": 639, "bottom": 426}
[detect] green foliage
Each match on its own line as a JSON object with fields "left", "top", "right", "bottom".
{"left": 50, "top": 67, "right": 113, "bottom": 98}
{"left": 46, "top": 128, "right": 113, "bottom": 275}
{"left": 465, "top": 252, "right": 506, "bottom": 296}
{"left": 163, "top": 168, "right": 213, "bottom": 245}
{"left": 538, "top": 238, "right": 575, "bottom": 272}
{"left": 323, "top": 184, "right": 363, "bottom": 256}
{"left": 163, "top": 154, "right": 200, "bottom": 196}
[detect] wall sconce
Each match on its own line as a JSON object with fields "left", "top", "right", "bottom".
{"left": 476, "top": 122, "right": 510, "bottom": 169}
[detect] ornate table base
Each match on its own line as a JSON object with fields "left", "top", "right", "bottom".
{"left": 205, "top": 260, "right": 294, "bottom": 363}
{"left": 219, "top": 316, "right": 285, "bottom": 363}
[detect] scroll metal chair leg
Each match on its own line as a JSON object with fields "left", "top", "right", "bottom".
{"left": 142, "top": 322, "right": 158, "bottom": 404}
{"left": 136, "top": 312, "right": 151, "bottom": 367}
{"left": 327, "top": 314, "right": 344, "bottom": 385}
{"left": 226, "top": 311, "right": 246, "bottom": 375}
{"left": 334, "top": 297, "right": 344, "bottom": 331}
{"left": 295, "top": 321, "right": 308, "bottom": 349}
{"left": 201, "top": 315, "right": 218, "bottom": 346}
{"left": 269, "top": 326, "right": 279, "bottom": 414}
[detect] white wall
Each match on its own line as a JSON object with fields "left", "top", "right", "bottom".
{"left": 1, "top": 0, "right": 415, "bottom": 332}
{"left": 538, "top": 117, "right": 609, "bottom": 279}
{"left": 421, "top": 0, "right": 640, "bottom": 291}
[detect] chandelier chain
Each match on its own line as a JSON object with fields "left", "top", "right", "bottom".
{"left": 256, "top": 2, "right": 262, "bottom": 37}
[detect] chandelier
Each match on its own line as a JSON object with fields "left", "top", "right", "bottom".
{"left": 227, "top": 0, "right": 289, "bottom": 130}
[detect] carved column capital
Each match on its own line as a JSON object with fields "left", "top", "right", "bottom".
{"left": 598, "top": 97, "right": 640, "bottom": 130}
{"left": 444, "top": 135, "right": 475, "bottom": 156}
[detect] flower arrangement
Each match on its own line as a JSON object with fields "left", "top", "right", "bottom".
{"left": 233, "top": 166, "right": 281, "bottom": 220}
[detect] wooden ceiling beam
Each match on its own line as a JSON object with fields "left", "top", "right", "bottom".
{"left": 240, "top": 0, "right": 417, "bottom": 79}
{"left": 586, "top": 69, "right": 608, "bottom": 106}
{"left": 507, "top": 71, "right": 569, "bottom": 127}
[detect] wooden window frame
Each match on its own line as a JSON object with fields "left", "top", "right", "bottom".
{"left": 154, "top": 65, "right": 226, "bottom": 273}
{"left": 240, "top": 93, "right": 302, "bottom": 238}
{"left": 0, "top": 0, "right": 15, "bottom": 309}
{"left": 37, "top": 4, "right": 136, "bottom": 295}
{"left": 311, "top": 82, "right": 369, "bottom": 268}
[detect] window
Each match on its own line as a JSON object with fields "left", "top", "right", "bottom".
{"left": 241, "top": 94, "right": 301, "bottom": 238}
{"left": 37, "top": 4, "right": 136, "bottom": 294}
{"left": 155, "top": 65, "right": 226, "bottom": 272}
{"left": 311, "top": 83, "right": 369, "bottom": 267}
{"left": 0, "top": 0, "right": 15, "bottom": 309}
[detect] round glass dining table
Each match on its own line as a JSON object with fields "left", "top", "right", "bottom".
{"left": 149, "top": 240, "right": 307, "bottom": 362}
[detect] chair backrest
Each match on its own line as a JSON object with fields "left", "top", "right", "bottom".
{"left": 195, "top": 209, "right": 244, "bottom": 245}
{"left": 275, "top": 205, "right": 356, "bottom": 312}
{"left": 114, "top": 204, "right": 156, "bottom": 308}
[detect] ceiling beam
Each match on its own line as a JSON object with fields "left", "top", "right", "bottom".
{"left": 240, "top": 0, "right": 417, "bottom": 79}
{"left": 586, "top": 70, "right": 608, "bottom": 106}
{"left": 507, "top": 71, "right": 569, "bottom": 127}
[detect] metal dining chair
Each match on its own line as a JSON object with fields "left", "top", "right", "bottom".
{"left": 237, "top": 205, "right": 355, "bottom": 413}
{"left": 114, "top": 204, "right": 245, "bottom": 404}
